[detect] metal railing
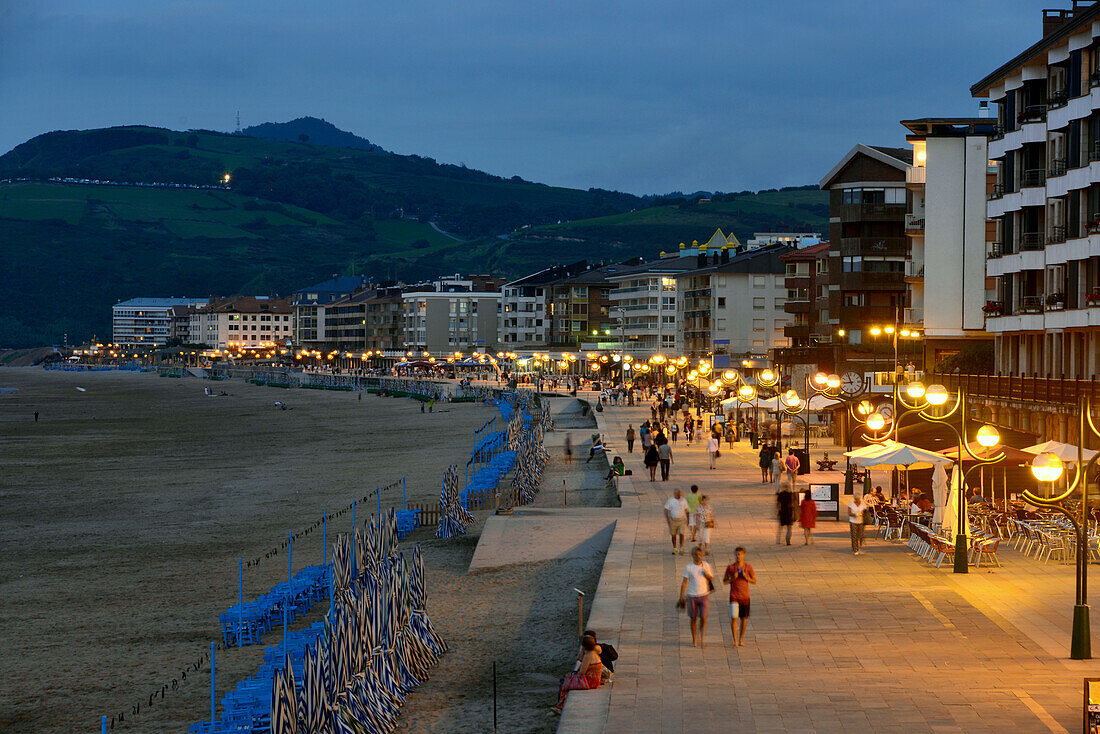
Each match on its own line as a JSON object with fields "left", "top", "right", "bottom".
{"left": 989, "top": 183, "right": 1005, "bottom": 200}
{"left": 1049, "top": 225, "right": 1067, "bottom": 243}
{"left": 1021, "top": 295, "right": 1044, "bottom": 313}
{"left": 905, "top": 214, "right": 925, "bottom": 232}
{"left": 1022, "top": 168, "right": 1047, "bottom": 188}
{"left": 1049, "top": 158, "right": 1068, "bottom": 177}
{"left": 935, "top": 372, "right": 1100, "bottom": 406}
{"left": 1021, "top": 232, "right": 1045, "bottom": 250}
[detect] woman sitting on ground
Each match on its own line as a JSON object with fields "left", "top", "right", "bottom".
{"left": 554, "top": 634, "right": 602, "bottom": 712}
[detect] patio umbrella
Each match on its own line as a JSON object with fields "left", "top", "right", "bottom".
{"left": 1022, "top": 440, "right": 1099, "bottom": 462}
{"left": 849, "top": 442, "right": 953, "bottom": 471}
{"left": 931, "top": 462, "right": 949, "bottom": 526}
{"left": 942, "top": 466, "right": 971, "bottom": 538}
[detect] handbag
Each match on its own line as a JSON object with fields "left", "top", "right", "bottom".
{"left": 715, "top": 449, "right": 721, "bottom": 458}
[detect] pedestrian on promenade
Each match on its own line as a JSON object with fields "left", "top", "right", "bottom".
{"left": 678, "top": 546, "right": 714, "bottom": 648}
{"left": 651, "top": 401, "right": 659, "bottom": 422}
{"left": 723, "top": 546, "right": 756, "bottom": 647}
{"left": 626, "top": 425, "right": 636, "bottom": 453}
{"left": 664, "top": 489, "right": 690, "bottom": 554}
{"left": 685, "top": 418, "right": 695, "bottom": 444}
{"left": 776, "top": 483, "right": 797, "bottom": 545}
{"left": 686, "top": 484, "right": 702, "bottom": 541}
{"left": 799, "top": 488, "right": 818, "bottom": 545}
{"left": 758, "top": 444, "right": 771, "bottom": 483}
{"left": 641, "top": 424, "right": 653, "bottom": 453}
{"left": 771, "top": 448, "right": 784, "bottom": 493}
{"left": 671, "top": 421, "right": 679, "bottom": 442}
{"left": 848, "top": 491, "right": 870, "bottom": 555}
{"left": 658, "top": 441, "right": 673, "bottom": 481}
{"left": 707, "top": 433, "right": 720, "bottom": 469}
{"left": 564, "top": 433, "right": 573, "bottom": 462}
{"left": 644, "top": 443, "right": 660, "bottom": 481}
{"left": 785, "top": 448, "right": 801, "bottom": 488}
{"left": 696, "top": 495, "right": 714, "bottom": 555}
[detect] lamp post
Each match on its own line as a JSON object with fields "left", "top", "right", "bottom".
{"left": 757, "top": 367, "right": 781, "bottom": 450}
{"left": 1025, "top": 394, "right": 1096, "bottom": 660}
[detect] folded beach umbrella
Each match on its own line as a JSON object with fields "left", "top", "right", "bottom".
{"left": 353, "top": 528, "right": 364, "bottom": 582}
{"left": 299, "top": 647, "right": 325, "bottom": 734}
{"left": 318, "top": 641, "right": 336, "bottom": 709}
{"left": 282, "top": 653, "right": 299, "bottom": 734}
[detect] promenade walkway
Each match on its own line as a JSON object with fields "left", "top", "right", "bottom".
{"left": 563, "top": 401, "right": 1092, "bottom": 733}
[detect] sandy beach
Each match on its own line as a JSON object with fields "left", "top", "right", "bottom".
{"left": 0, "top": 371, "right": 613, "bottom": 734}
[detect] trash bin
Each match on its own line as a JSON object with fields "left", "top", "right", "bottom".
{"left": 792, "top": 448, "right": 810, "bottom": 476}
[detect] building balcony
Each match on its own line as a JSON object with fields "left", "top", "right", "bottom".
{"left": 683, "top": 287, "right": 711, "bottom": 298}
{"left": 906, "top": 166, "right": 926, "bottom": 185}
{"left": 991, "top": 123, "right": 1005, "bottom": 140}
{"left": 904, "top": 214, "right": 925, "bottom": 234}
{"left": 934, "top": 372, "right": 1100, "bottom": 406}
{"left": 1018, "top": 105, "right": 1047, "bottom": 124}
{"left": 904, "top": 307, "right": 923, "bottom": 324}
{"left": 839, "top": 237, "right": 908, "bottom": 258}
{"left": 1020, "top": 296, "right": 1044, "bottom": 314}
{"left": 1049, "top": 157, "right": 1067, "bottom": 178}
{"left": 784, "top": 275, "right": 811, "bottom": 289}
{"left": 838, "top": 305, "right": 899, "bottom": 325}
{"left": 1048, "top": 225, "right": 1067, "bottom": 244}
{"left": 1090, "top": 141, "right": 1100, "bottom": 162}
{"left": 1020, "top": 232, "right": 1045, "bottom": 250}
{"left": 784, "top": 300, "right": 812, "bottom": 314}
{"left": 838, "top": 203, "right": 906, "bottom": 222}
{"left": 784, "top": 324, "right": 811, "bottom": 339}
{"left": 838, "top": 272, "right": 906, "bottom": 291}
{"left": 1021, "top": 168, "right": 1046, "bottom": 188}
{"left": 904, "top": 260, "right": 924, "bottom": 281}
{"left": 989, "top": 183, "right": 1005, "bottom": 200}
{"left": 988, "top": 242, "right": 1003, "bottom": 258}
{"left": 1048, "top": 89, "right": 1069, "bottom": 109}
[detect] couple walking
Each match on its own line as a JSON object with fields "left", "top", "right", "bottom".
{"left": 663, "top": 486, "right": 713, "bottom": 555}
{"left": 678, "top": 546, "right": 756, "bottom": 648}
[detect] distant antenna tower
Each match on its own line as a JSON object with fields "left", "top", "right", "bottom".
{"left": 235, "top": 111, "right": 241, "bottom": 133}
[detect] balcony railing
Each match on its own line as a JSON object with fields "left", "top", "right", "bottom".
{"left": 904, "top": 214, "right": 925, "bottom": 232}
{"left": 906, "top": 166, "right": 926, "bottom": 185}
{"left": 991, "top": 123, "right": 1005, "bottom": 140}
{"left": 1092, "top": 70, "right": 1100, "bottom": 88}
{"left": 1049, "top": 158, "right": 1068, "bottom": 177}
{"left": 934, "top": 372, "right": 1100, "bottom": 406}
{"left": 1090, "top": 142, "right": 1100, "bottom": 162}
{"left": 1021, "top": 296, "right": 1044, "bottom": 313}
{"left": 1049, "top": 225, "right": 1067, "bottom": 244}
{"left": 1019, "top": 104, "right": 1047, "bottom": 123}
{"left": 1021, "top": 168, "right": 1046, "bottom": 188}
{"left": 839, "top": 203, "right": 906, "bottom": 221}
{"left": 903, "top": 307, "right": 923, "bottom": 323}
{"left": 988, "top": 242, "right": 1003, "bottom": 258}
{"left": 1048, "top": 89, "right": 1069, "bottom": 109}
{"left": 904, "top": 260, "right": 924, "bottom": 279}
{"left": 989, "top": 183, "right": 1005, "bottom": 200}
{"left": 839, "top": 237, "right": 909, "bottom": 257}
{"left": 1021, "top": 232, "right": 1045, "bottom": 250}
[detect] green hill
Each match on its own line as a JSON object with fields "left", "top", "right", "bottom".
{"left": 0, "top": 123, "right": 826, "bottom": 347}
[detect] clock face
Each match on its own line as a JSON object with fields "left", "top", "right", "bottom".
{"left": 877, "top": 403, "right": 895, "bottom": 421}
{"left": 841, "top": 371, "right": 863, "bottom": 395}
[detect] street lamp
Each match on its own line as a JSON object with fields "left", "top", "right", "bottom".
{"left": 1024, "top": 396, "right": 1098, "bottom": 660}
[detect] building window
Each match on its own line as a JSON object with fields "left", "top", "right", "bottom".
{"left": 774, "top": 319, "right": 787, "bottom": 330}
{"left": 717, "top": 297, "right": 726, "bottom": 308}
{"left": 774, "top": 297, "right": 784, "bottom": 309}
{"left": 753, "top": 319, "right": 765, "bottom": 331}
{"left": 752, "top": 276, "right": 766, "bottom": 288}
{"left": 775, "top": 276, "right": 784, "bottom": 287}
{"left": 753, "top": 297, "right": 765, "bottom": 310}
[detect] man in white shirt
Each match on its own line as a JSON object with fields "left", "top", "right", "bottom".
{"left": 678, "top": 546, "right": 714, "bottom": 648}
{"left": 664, "top": 488, "right": 690, "bottom": 555}
{"left": 848, "top": 492, "right": 869, "bottom": 555}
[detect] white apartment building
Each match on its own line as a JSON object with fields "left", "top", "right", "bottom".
{"left": 974, "top": 3, "right": 1100, "bottom": 378}
{"left": 401, "top": 291, "right": 501, "bottom": 353}
{"left": 901, "top": 118, "right": 998, "bottom": 366}
{"left": 501, "top": 267, "right": 560, "bottom": 347}
{"left": 607, "top": 255, "right": 696, "bottom": 355}
{"left": 677, "top": 244, "right": 792, "bottom": 358}
{"left": 112, "top": 297, "right": 208, "bottom": 346}
{"left": 746, "top": 232, "right": 822, "bottom": 248}
{"left": 189, "top": 296, "right": 293, "bottom": 349}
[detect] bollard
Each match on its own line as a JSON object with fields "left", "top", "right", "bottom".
{"left": 563, "top": 478, "right": 567, "bottom": 507}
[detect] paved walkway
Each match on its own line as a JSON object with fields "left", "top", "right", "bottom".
{"left": 561, "top": 401, "right": 1094, "bottom": 733}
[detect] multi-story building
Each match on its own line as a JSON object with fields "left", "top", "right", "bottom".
{"left": 290, "top": 275, "right": 371, "bottom": 349}
{"left": 190, "top": 296, "right": 293, "bottom": 349}
{"left": 401, "top": 282, "right": 501, "bottom": 353}
{"left": 780, "top": 242, "right": 832, "bottom": 348}
{"left": 607, "top": 253, "right": 698, "bottom": 355}
{"left": 677, "top": 243, "right": 793, "bottom": 360}
{"left": 364, "top": 288, "right": 404, "bottom": 353}
{"left": 112, "top": 297, "right": 208, "bottom": 346}
{"left": 548, "top": 265, "right": 616, "bottom": 348}
{"left": 901, "top": 117, "right": 998, "bottom": 367}
{"left": 746, "top": 232, "right": 823, "bottom": 248}
{"left": 819, "top": 145, "right": 913, "bottom": 346}
{"left": 319, "top": 286, "right": 405, "bottom": 352}
{"left": 973, "top": 4, "right": 1100, "bottom": 380}
{"left": 501, "top": 266, "right": 567, "bottom": 348}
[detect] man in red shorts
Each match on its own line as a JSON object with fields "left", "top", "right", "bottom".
{"left": 678, "top": 546, "right": 714, "bottom": 648}
{"left": 723, "top": 546, "right": 756, "bottom": 647}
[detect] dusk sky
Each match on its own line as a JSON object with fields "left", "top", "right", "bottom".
{"left": 1, "top": 1, "right": 1040, "bottom": 194}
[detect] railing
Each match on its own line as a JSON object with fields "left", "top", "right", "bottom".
{"left": 1021, "top": 232, "right": 1045, "bottom": 250}
{"left": 1049, "top": 225, "right": 1067, "bottom": 243}
{"left": 989, "top": 183, "right": 1005, "bottom": 200}
{"left": 1021, "top": 168, "right": 1046, "bottom": 188}
{"left": 1021, "top": 296, "right": 1044, "bottom": 313}
{"left": 839, "top": 237, "right": 909, "bottom": 257}
{"left": 1048, "top": 89, "right": 1069, "bottom": 109}
{"left": 906, "top": 166, "right": 926, "bottom": 185}
{"left": 1090, "top": 142, "right": 1100, "bottom": 162}
{"left": 903, "top": 307, "right": 923, "bottom": 323}
{"left": 1049, "top": 158, "right": 1068, "bottom": 177}
{"left": 904, "top": 260, "right": 924, "bottom": 278}
{"left": 935, "top": 373, "right": 1100, "bottom": 406}
{"left": 839, "top": 203, "right": 907, "bottom": 220}
{"left": 991, "top": 123, "right": 1005, "bottom": 139}
{"left": 1019, "top": 104, "right": 1047, "bottom": 123}
{"left": 905, "top": 214, "right": 925, "bottom": 232}
{"left": 988, "top": 242, "right": 1003, "bottom": 258}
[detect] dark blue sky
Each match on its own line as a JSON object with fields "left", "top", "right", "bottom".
{"left": 1, "top": 1, "right": 1040, "bottom": 194}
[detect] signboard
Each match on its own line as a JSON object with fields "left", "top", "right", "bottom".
{"left": 1085, "top": 678, "right": 1100, "bottom": 733}
{"left": 713, "top": 339, "right": 730, "bottom": 345}
{"left": 809, "top": 483, "right": 840, "bottom": 521}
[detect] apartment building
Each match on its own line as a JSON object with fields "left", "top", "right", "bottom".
{"left": 501, "top": 268, "right": 556, "bottom": 347}
{"left": 901, "top": 118, "right": 998, "bottom": 367}
{"left": 290, "top": 275, "right": 371, "bottom": 349}
{"left": 401, "top": 281, "right": 501, "bottom": 353}
{"left": 548, "top": 265, "right": 616, "bottom": 348}
{"left": 973, "top": 2, "right": 1100, "bottom": 379}
{"left": 677, "top": 243, "right": 793, "bottom": 359}
{"left": 819, "top": 145, "right": 913, "bottom": 345}
{"left": 190, "top": 296, "right": 293, "bottom": 349}
{"left": 780, "top": 242, "right": 831, "bottom": 348}
{"left": 112, "top": 297, "right": 208, "bottom": 346}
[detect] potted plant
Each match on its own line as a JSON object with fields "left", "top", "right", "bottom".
{"left": 982, "top": 300, "right": 1003, "bottom": 316}
{"left": 1087, "top": 292, "right": 1100, "bottom": 307}
{"left": 1089, "top": 219, "right": 1100, "bottom": 234}
{"left": 1046, "top": 292, "right": 1065, "bottom": 310}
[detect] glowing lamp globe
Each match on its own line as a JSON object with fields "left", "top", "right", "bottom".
{"left": 975, "top": 425, "right": 1000, "bottom": 448}
{"left": 723, "top": 370, "right": 736, "bottom": 381}
{"left": 925, "top": 384, "right": 950, "bottom": 406}
{"left": 813, "top": 372, "right": 828, "bottom": 385}
{"left": 857, "top": 400, "right": 873, "bottom": 416}
{"left": 760, "top": 369, "right": 775, "bottom": 384}
{"left": 708, "top": 384, "right": 719, "bottom": 393}
{"left": 866, "top": 412, "right": 886, "bottom": 431}
{"left": 738, "top": 385, "right": 756, "bottom": 400}
{"left": 906, "top": 381, "right": 926, "bottom": 399}
{"left": 783, "top": 389, "right": 800, "bottom": 408}
{"left": 826, "top": 374, "right": 841, "bottom": 389}
{"left": 1030, "top": 452, "right": 1063, "bottom": 483}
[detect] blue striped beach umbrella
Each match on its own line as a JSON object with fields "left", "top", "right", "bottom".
{"left": 318, "top": 642, "right": 336, "bottom": 710}
{"left": 353, "top": 528, "right": 364, "bottom": 583}
{"left": 299, "top": 646, "right": 325, "bottom": 734}
{"left": 283, "top": 652, "right": 299, "bottom": 734}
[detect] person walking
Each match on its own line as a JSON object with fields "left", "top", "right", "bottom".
{"left": 664, "top": 489, "right": 690, "bottom": 554}
{"left": 670, "top": 421, "right": 679, "bottom": 442}
{"left": 758, "top": 444, "right": 771, "bottom": 483}
{"left": 722, "top": 547, "right": 756, "bottom": 647}
{"left": 678, "top": 546, "right": 714, "bottom": 648}
{"left": 784, "top": 448, "right": 801, "bottom": 489}
{"left": 626, "top": 425, "right": 636, "bottom": 453}
{"left": 685, "top": 418, "right": 695, "bottom": 445}
{"left": 848, "top": 491, "right": 870, "bottom": 555}
{"left": 776, "top": 484, "right": 796, "bottom": 545}
{"left": 564, "top": 434, "right": 573, "bottom": 462}
{"left": 707, "top": 433, "right": 720, "bottom": 470}
{"left": 696, "top": 495, "right": 715, "bottom": 555}
{"left": 658, "top": 441, "right": 673, "bottom": 481}
{"left": 799, "top": 488, "right": 818, "bottom": 545}
{"left": 686, "top": 484, "right": 703, "bottom": 541}
{"left": 644, "top": 442, "right": 660, "bottom": 482}
{"left": 771, "top": 448, "right": 784, "bottom": 493}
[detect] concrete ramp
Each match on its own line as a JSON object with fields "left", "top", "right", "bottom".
{"left": 468, "top": 508, "right": 618, "bottom": 571}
